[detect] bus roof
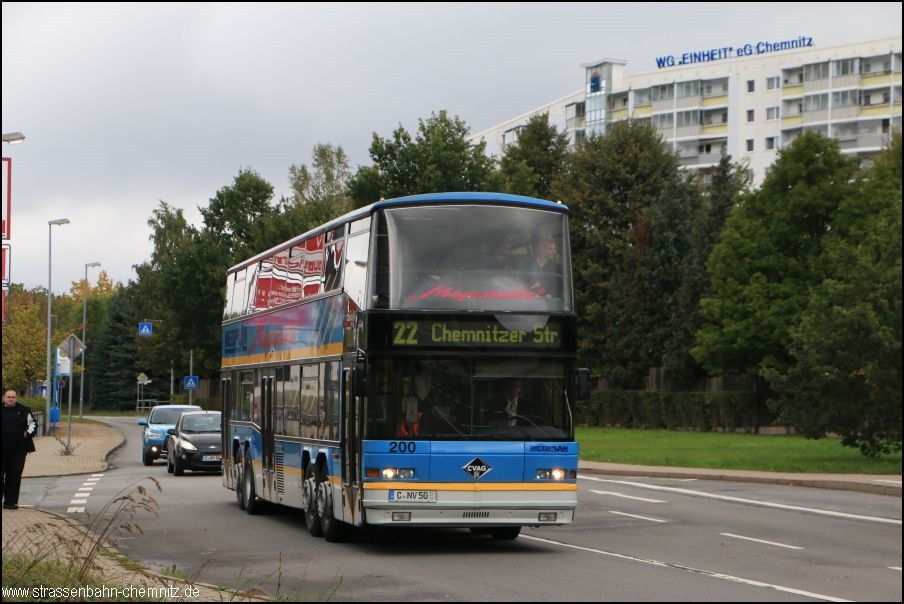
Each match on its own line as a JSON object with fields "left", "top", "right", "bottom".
{"left": 227, "top": 192, "right": 569, "bottom": 275}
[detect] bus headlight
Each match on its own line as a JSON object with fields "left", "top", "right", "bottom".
{"left": 381, "top": 468, "right": 415, "bottom": 479}
{"left": 537, "top": 468, "right": 567, "bottom": 480}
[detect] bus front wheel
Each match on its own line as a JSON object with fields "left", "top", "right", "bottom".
{"left": 244, "top": 457, "right": 264, "bottom": 515}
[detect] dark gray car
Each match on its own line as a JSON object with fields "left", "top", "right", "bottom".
{"left": 166, "top": 411, "right": 222, "bottom": 475}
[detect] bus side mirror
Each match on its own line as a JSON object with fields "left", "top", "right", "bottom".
{"left": 576, "top": 368, "right": 591, "bottom": 400}
{"left": 353, "top": 363, "right": 367, "bottom": 394}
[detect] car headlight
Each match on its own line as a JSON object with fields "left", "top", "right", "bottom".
{"left": 180, "top": 439, "right": 197, "bottom": 451}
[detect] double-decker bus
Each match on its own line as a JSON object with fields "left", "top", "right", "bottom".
{"left": 221, "top": 192, "right": 586, "bottom": 541}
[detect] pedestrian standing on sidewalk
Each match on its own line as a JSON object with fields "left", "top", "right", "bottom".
{"left": 2, "top": 390, "right": 38, "bottom": 510}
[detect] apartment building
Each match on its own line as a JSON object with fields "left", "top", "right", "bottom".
{"left": 472, "top": 36, "right": 902, "bottom": 185}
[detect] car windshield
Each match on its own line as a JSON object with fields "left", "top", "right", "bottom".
{"left": 148, "top": 408, "right": 197, "bottom": 425}
{"left": 181, "top": 414, "right": 221, "bottom": 433}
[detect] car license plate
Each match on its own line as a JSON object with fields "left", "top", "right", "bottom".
{"left": 389, "top": 490, "right": 436, "bottom": 503}
{"left": 202, "top": 454, "right": 221, "bottom": 462}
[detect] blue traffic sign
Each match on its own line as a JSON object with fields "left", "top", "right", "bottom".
{"left": 183, "top": 375, "right": 199, "bottom": 390}
{"left": 139, "top": 322, "right": 153, "bottom": 337}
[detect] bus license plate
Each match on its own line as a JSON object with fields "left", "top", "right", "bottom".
{"left": 202, "top": 454, "right": 221, "bottom": 462}
{"left": 389, "top": 490, "right": 436, "bottom": 503}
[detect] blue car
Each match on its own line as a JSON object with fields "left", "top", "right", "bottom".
{"left": 138, "top": 404, "right": 201, "bottom": 466}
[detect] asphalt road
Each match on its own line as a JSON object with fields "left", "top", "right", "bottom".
{"left": 22, "top": 416, "right": 903, "bottom": 602}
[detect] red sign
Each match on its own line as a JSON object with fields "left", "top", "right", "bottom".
{"left": 1, "top": 157, "right": 10, "bottom": 239}
{"left": 1, "top": 243, "right": 8, "bottom": 285}
{"left": 1, "top": 288, "right": 7, "bottom": 325}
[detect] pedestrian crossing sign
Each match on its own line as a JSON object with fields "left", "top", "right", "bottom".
{"left": 183, "top": 375, "right": 199, "bottom": 390}
{"left": 139, "top": 322, "right": 153, "bottom": 336}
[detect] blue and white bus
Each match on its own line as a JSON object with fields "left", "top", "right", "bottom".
{"left": 221, "top": 192, "right": 585, "bottom": 541}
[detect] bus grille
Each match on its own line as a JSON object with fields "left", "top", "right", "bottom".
{"left": 462, "top": 511, "right": 489, "bottom": 519}
{"left": 274, "top": 448, "right": 285, "bottom": 496}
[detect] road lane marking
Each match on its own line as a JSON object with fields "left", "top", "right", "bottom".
{"left": 77, "top": 487, "right": 93, "bottom": 492}
{"left": 590, "top": 490, "right": 666, "bottom": 503}
{"left": 579, "top": 475, "right": 902, "bottom": 526}
{"left": 522, "top": 534, "right": 850, "bottom": 602}
{"left": 610, "top": 511, "right": 668, "bottom": 523}
{"left": 890, "top": 567, "right": 901, "bottom": 572}
{"left": 720, "top": 532, "right": 804, "bottom": 550}
{"left": 872, "top": 480, "right": 902, "bottom": 485}
{"left": 67, "top": 507, "right": 85, "bottom": 514}
{"left": 70, "top": 499, "right": 88, "bottom": 505}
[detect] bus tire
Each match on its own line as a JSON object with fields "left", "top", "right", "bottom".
{"left": 318, "top": 472, "right": 347, "bottom": 542}
{"left": 490, "top": 526, "right": 521, "bottom": 540}
{"left": 235, "top": 458, "right": 246, "bottom": 510}
{"left": 303, "top": 464, "right": 322, "bottom": 537}
{"left": 244, "top": 458, "right": 264, "bottom": 515}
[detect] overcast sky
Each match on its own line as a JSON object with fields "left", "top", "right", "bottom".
{"left": 3, "top": 2, "right": 901, "bottom": 293}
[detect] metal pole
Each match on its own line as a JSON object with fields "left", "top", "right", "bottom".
{"left": 189, "top": 349, "right": 194, "bottom": 404}
{"left": 45, "top": 219, "right": 68, "bottom": 433}
{"left": 66, "top": 340, "right": 75, "bottom": 450}
{"left": 79, "top": 262, "right": 100, "bottom": 420}
{"left": 45, "top": 224, "right": 52, "bottom": 433}
{"left": 171, "top": 359, "right": 174, "bottom": 399}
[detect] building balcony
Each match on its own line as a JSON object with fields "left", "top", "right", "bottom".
{"left": 782, "top": 84, "right": 804, "bottom": 98}
{"left": 861, "top": 71, "right": 903, "bottom": 87}
{"left": 676, "top": 95, "right": 703, "bottom": 109}
{"left": 781, "top": 115, "right": 804, "bottom": 129}
{"left": 702, "top": 123, "right": 728, "bottom": 135}
{"left": 861, "top": 101, "right": 903, "bottom": 117}
{"left": 835, "top": 132, "right": 890, "bottom": 151}
{"left": 610, "top": 107, "right": 629, "bottom": 121}
{"left": 703, "top": 95, "right": 728, "bottom": 107}
{"left": 633, "top": 105, "right": 652, "bottom": 117}
{"left": 804, "top": 78, "right": 830, "bottom": 93}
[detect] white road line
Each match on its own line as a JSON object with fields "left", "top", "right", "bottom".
{"left": 720, "top": 532, "right": 804, "bottom": 550}
{"left": 77, "top": 487, "right": 93, "bottom": 492}
{"left": 872, "top": 479, "right": 902, "bottom": 485}
{"left": 889, "top": 567, "right": 902, "bottom": 572}
{"left": 610, "top": 511, "right": 668, "bottom": 523}
{"left": 66, "top": 507, "right": 85, "bottom": 514}
{"left": 84, "top": 478, "right": 100, "bottom": 483}
{"left": 91, "top": 473, "right": 104, "bottom": 477}
{"left": 590, "top": 489, "right": 666, "bottom": 503}
{"left": 70, "top": 499, "right": 88, "bottom": 505}
{"left": 522, "top": 534, "right": 850, "bottom": 602}
{"left": 579, "top": 475, "right": 902, "bottom": 525}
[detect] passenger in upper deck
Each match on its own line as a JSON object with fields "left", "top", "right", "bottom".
{"left": 527, "top": 236, "right": 560, "bottom": 298}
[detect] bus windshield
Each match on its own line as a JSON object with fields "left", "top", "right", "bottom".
{"left": 373, "top": 205, "right": 572, "bottom": 312}
{"left": 366, "top": 358, "right": 571, "bottom": 441}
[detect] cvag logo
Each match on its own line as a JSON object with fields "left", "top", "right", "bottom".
{"left": 462, "top": 457, "right": 492, "bottom": 480}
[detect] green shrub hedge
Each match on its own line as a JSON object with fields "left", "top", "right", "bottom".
{"left": 577, "top": 390, "right": 761, "bottom": 432}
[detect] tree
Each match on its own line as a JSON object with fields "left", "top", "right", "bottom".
{"left": 766, "top": 132, "right": 902, "bottom": 455}
{"left": 348, "top": 111, "right": 497, "bottom": 204}
{"left": 200, "top": 168, "right": 275, "bottom": 259}
{"left": 1, "top": 285, "right": 48, "bottom": 392}
{"left": 555, "top": 120, "right": 696, "bottom": 388}
{"left": 694, "top": 132, "right": 858, "bottom": 377}
{"left": 500, "top": 113, "right": 569, "bottom": 199}
{"left": 92, "top": 285, "right": 140, "bottom": 408}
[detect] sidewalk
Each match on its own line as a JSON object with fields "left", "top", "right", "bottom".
{"left": 4, "top": 419, "right": 268, "bottom": 601}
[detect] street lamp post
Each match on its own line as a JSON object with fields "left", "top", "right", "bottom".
{"left": 46, "top": 218, "right": 70, "bottom": 433}
{"left": 80, "top": 262, "right": 101, "bottom": 419}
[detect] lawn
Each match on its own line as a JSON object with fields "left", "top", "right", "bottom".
{"left": 577, "top": 427, "right": 901, "bottom": 474}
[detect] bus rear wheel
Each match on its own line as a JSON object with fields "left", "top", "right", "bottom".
{"left": 303, "top": 464, "right": 322, "bottom": 537}
{"left": 244, "top": 458, "right": 264, "bottom": 515}
{"left": 234, "top": 458, "right": 246, "bottom": 510}
{"left": 318, "top": 472, "right": 347, "bottom": 542}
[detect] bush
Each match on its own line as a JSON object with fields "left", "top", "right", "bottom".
{"left": 577, "top": 390, "right": 759, "bottom": 432}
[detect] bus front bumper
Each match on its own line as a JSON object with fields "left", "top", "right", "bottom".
{"left": 361, "top": 482, "right": 577, "bottom": 526}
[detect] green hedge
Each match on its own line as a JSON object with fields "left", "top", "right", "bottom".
{"left": 577, "top": 390, "right": 760, "bottom": 432}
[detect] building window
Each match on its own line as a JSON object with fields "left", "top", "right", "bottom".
{"left": 747, "top": 109, "right": 755, "bottom": 122}
{"left": 767, "top": 107, "right": 780, "bottom": 120}
{"left": 747, "top": 80, "right": 755, "bottom": 93}
{"left": 698, "top": 143, "right": 712, "bottom": 154}
{"left": 804, "top": 94, "right": 829, "bottom": 111}
{"left": 766, "top": 137, "right": 777, "bottom": 150}
{"left": 766, "top": 77, "right": 780, "bottom": 90}
{"left": 832, "top": 90, "right": 860, "bottom": 108}
{"left": 833, "top": 58, "right": 860, "bottom": 77}
{"left": 803, "top": 62, "right": 829, "bottom": 81}
{"left": 746, "top": 139, "right": 754, "bottom": 152}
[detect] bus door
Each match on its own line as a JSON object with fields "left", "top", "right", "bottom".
{"left": 260, "top": 370, "right": 275, "bottom": 484}
{"left": 221, "top": 375, "right": 232, "bottom": 488}
{"left": 342, "top": 367, "right": 358, "bottom": 484}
